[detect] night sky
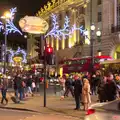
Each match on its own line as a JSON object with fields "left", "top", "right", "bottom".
{"left": 0, "top": 0, "right": 49, "bottom": 48}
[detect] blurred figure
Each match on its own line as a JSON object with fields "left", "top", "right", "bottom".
{"left": 26, "top": 75, "right": 33, "bottom": 97}
{"left": 64, "top": 74, "right": 74, "bottom": 97}
{"left": 32, "top": 80, "right": 36, "bottom": 94}
{"left": 0, "top": 76, "right": 8, "bottom": 104}
{"left": 82, "top": 78, "right": 91, "bottom": 111}
{"left": 106, "top": 73, "right": 117, "bottom": 101}
{"left": 73, "top": 74, "right": 83, "bottom": 110}
{"left": 91, "top": 74, "right": 97, "bottom": 95}
{"left": 97, "top": 76, "right": 107, "bottom": 102}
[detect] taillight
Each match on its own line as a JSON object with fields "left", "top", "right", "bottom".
{"left": 86, "top": 109, "right": 95, "bottom": 115}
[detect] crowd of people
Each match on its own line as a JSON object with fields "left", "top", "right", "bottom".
{"left": 59, "top": 70, "right": 120, "bottom": 111}
{"left": 0, "top": 74, "right": 40, "bottom": 104}
{"left": 0, "top": 70, "right": 120, "bottom": 111}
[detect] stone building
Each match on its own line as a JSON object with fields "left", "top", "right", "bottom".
{"left": 27, "top": 0, "right": 120, "bottom": 72}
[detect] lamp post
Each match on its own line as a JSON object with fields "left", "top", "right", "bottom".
{"left": 1, "top": 11, "right": 11, "bottom": 74}
{"left": 84, "top": 25, "right": 101, "bottom": 71}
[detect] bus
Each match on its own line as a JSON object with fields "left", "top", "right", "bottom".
{"left": 60, "top": 55, "right": 112, "bottom": 74}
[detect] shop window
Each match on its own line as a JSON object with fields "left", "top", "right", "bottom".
{"left": 98, "top": 12, "right": 102, "bottom": 22}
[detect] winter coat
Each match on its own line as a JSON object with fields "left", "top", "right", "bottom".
{"left": 82, "top": 83, "right": 91, "bottom": 104}
{"left": 26, "top": 78, "right": 32, "bottom": 87}
{"left": 65, "top": 78, "right": 73, "bottom": 88}
{"left": 73, "top": 79, "right": 83, "bottom": 95}
{"left": 97, "top": 81, "right": 107, "bottom": 101}
{"left": 106, "top": 80, "right": 117, "bottom": 101}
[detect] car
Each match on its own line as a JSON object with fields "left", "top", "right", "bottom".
{"left": 84, "top": 100, "right": 120, "bottom": 120}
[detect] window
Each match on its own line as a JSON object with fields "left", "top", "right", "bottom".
{"left": 98, "top": 0, "right": 102, "bottom": 5}
{"left": 94, "top": 58, "right": 100, "bottom": 64}
{"left": 98, "top": 12, "right": 102, "bottom": 22}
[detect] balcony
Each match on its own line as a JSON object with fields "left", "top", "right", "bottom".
{"left": 111, "top": 25, "right": 120, "bottom": 33}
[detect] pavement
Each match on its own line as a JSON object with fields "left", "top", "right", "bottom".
{"left": 0, "top": 90, "right": 98, "bottom": 119}
{"left": 0, "top": 109, "right": 81, "bottom": 120}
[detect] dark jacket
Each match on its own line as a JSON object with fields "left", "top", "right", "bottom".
{"left": 26, "top": 78, "right": 32, "bottom": 87}
{"left": 65, "top": 78, "right": 73, "bottom": 88}
{"left": 106, "top": 80, "right": 117, "bottom": 101}
{"left": 97, "top": 80, "right": 107, "bottom": 101}
{"left": 73, "top": 79, "right": 83, "bottom": 95}
{"left": 14, "top": 76, "right": 22, "bottom": 90}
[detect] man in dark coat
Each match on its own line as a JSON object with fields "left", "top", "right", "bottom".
{"left": 73, "top": 75, "right": 83, "bottom": 110}
{"left": 106, "top": 74, "right": 117, "bottom": 101}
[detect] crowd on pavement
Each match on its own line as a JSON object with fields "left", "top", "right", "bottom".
{"left": 0, "top": 73, "right": 41, "bottom": 104}
{"left": 59, "top": 70, "right": 120, "bottom": 111}
{"left": 0, "top": 70, "right": 120, "bottom": 112}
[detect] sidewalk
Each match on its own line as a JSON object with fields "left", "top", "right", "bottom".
{"left": 0, "top": 93, "right": 97, "bottom": 119}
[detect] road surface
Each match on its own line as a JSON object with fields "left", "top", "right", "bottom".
{"left": 0, "top": 109, "right": 82, "bottom": 120}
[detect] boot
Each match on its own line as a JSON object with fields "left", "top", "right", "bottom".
{"left": 1, "top": 98, "right": 4, "bottom": 104}
{"left": 5, "top": 98, "right": 8, "bottom": 104}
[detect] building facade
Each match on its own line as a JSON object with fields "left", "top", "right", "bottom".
{"left": 27, "top": 0, "right": 120, "bottom": 72}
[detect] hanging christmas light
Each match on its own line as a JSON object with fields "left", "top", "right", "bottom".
{"left": 45, "top": 14, "right": 85, "bottom": 40}
{"left": 7, "top": 47, "right": 27, "bottom": 63}
{"left": 0, "top": 7, "right": 22, "bottom": 35}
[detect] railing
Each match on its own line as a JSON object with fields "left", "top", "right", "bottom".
{"left": 111, "top": 25, "right": 120, "bottom": 33}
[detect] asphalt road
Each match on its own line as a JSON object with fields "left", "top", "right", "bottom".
{"left": 0, "top": 109, "right": 82, "bottom": 120}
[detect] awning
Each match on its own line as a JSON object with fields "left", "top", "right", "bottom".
{"left": 100, "top": 59, "right": 120, "bottom": 64}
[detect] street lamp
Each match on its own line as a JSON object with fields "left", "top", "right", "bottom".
{"left": 1, "top": 11, "right": 11, "bottom": 74}
{"left": 84, "top": 24, "right": 101, "bottom": 71}
{"left": 91, "top": 24, "right": 95, "bottom": 31}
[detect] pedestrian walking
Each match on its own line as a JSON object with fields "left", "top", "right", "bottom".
{"left": 64, "top": 74, "right": 74, "bottom": 97}
{"left": 0, "top": 75, "right": 8, "bottom": 104}
{"left": 26, "top": 75, "right": 33, "bottom": 97}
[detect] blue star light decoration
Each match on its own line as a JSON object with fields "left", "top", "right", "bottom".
{"left": 45, "top": 14, "right": 85, "bottom": 39}
{"left": 7, "top": 47, "right": 27, "bottom": 63}
{"left": 0, "top": 7, "right": 22, "bottom": 35}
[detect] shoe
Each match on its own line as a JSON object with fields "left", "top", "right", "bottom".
{"left": 6, "top": 100, "right": 8, "bottom": 104}
{"left": 74, "top": 108, "right": 80, "bottom": 110}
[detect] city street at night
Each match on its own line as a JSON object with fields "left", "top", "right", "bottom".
{"left": 0, "top": 0, "right": 120, "bottom": 120}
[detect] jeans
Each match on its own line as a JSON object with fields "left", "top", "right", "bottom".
{"left": 15, "top": 89, "right": 18, "bottom": 98}
{"left": 27, "top": 87, "right": 32, "bottom": 94}
{"left": 1, "top": 89, "right": 8, "bottom": 103}
{"left": 18, "top": 88, "right": 23, "bottom": 100}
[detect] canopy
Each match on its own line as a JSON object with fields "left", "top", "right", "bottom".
{"left": 100, "top": 59, "right": 120, "bottom": 64}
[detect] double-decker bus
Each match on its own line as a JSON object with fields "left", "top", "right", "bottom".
{"left": 60, "top": 55, "right": 112, "bottom": 74}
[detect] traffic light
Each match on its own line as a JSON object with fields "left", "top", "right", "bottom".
{"left": 34, "top": 36, "right": 42, "bottom": 59}
{"left": 45, "top": 46, "right": 55, "bottom": 65}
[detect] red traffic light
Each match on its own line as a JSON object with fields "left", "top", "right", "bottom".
{"left": 46, "top": 47, "right": 53, "bottom": 53}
